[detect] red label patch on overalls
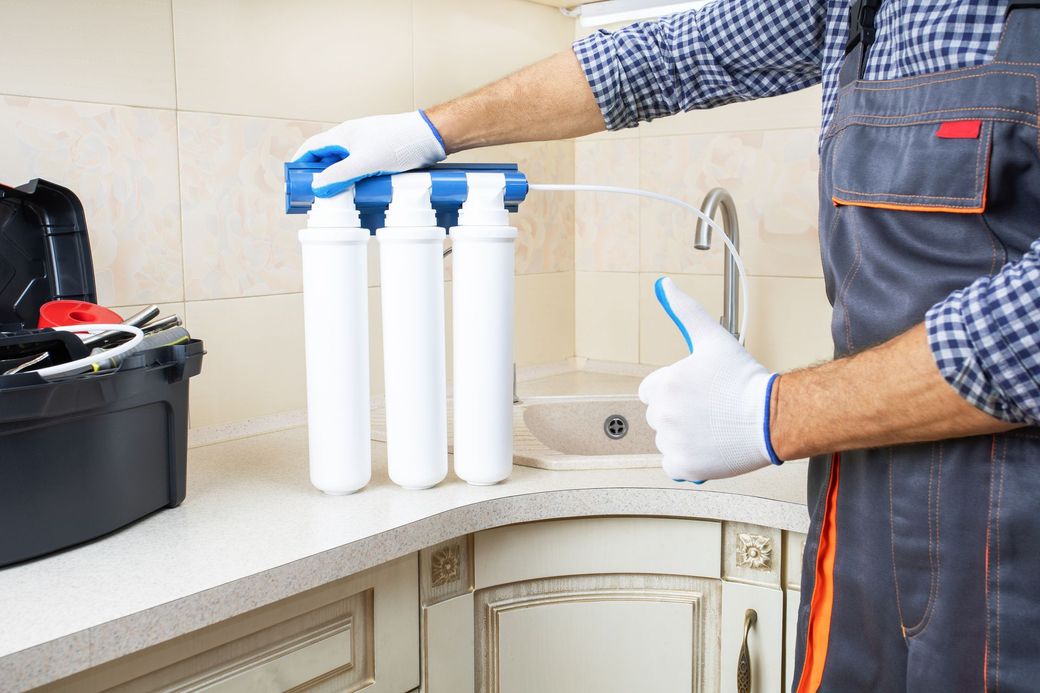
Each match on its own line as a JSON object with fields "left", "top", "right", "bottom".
{"left": 936, "top": 120, "right": 982, "bottom": 139}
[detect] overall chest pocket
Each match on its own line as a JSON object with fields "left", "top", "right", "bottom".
{"left": 830, "top": 118, "right": 993, "bottom": 214}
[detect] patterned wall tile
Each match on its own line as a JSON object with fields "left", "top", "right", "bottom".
{"left": 178, "top": 112, "right": 330, "bottom": 301}
{"left": 0, "top": 96, "right": 182, "bottom": 306}
{"left": 575, "top": 139, "right": 640, "bottom": 272}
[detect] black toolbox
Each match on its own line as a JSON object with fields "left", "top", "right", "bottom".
{"left": 0, "top": 179, "right": 204, "bottom": 567}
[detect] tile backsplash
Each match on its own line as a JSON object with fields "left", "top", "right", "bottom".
{"left": 0, "top": 2, "right": 834, "bottom": 429}
{"left": 0, "top": 0, "right": 575, "bottom": 428}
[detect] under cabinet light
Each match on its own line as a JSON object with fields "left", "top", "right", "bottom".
{"left": 574, "top": 0, "right": 713, "bottom": 27}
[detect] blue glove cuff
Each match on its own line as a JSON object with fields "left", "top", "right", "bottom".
{"left": 763, "top": 373, "right": 783, "bottom": 465}
{"left": 419, "top": 110, "right": 446, "bottom": 152}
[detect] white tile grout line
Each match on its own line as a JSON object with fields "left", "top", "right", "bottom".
{"left": 169, "top": 0, "right": 188, "bottom": 317}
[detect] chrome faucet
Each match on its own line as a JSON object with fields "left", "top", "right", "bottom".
{"left": 694, "top": 187, "right": 741, "bottom": 339}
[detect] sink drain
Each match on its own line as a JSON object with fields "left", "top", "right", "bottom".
{"left": 604, "top": 414, "right": 629, "bottom": 440}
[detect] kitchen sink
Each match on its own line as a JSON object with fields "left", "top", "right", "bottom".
{"left": 513, "top": 395, "right": 660, "bottom": 470}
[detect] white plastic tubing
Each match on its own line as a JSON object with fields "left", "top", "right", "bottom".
{"left": 528, "top": 183, "right": 750, "bottom": 344}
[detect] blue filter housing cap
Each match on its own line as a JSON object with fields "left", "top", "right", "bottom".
{"left": 285, "top": 162, "right": 529, "bottom": 233}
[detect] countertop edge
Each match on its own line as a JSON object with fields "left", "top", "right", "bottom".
{"left": 5, "top": 485, "right": 808, "bottom": 690}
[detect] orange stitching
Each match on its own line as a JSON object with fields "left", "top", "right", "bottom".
{"left": 854, "top": 70, "right": 1038, "bottom": 93}
{"left": 887, "top": 449, "right": 907, "bottom": 632}
{"left": 833, "top": 198, "right": 986, "bottom": 214}
{"left": 995, "top": 438, "right": 1007, "bottom": 692}
{"left": 836, "top": 106, "right": 1036, "bottom": 122}
{"left": 838, "top": 205, "right": 862, "bottom": 353}
{"left": 984, "top": 435, "right": 997, "bottom": 690}
{"left": 833, "top": 187, "right": 977, "bottom": 201}
{"left": 908, "top": 442, "right": 943, "bottom": 639}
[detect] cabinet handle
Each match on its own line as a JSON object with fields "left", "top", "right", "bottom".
{"left": 737, "top": 608, "right": 758, "bottom": 693}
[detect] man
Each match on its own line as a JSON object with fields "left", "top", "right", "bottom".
{"left": 294, "top": 1, "right": 1040, "bottom": 689}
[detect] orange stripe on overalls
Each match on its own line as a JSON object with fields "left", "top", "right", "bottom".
{"left": 797, "top": 454, "right": 842, "bottom": 693}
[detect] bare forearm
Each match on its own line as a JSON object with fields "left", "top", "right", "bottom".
{"left": 771, "top": 323, "right": 1019, "bottom": 460}
{"left": 425, "top": 49, "right": 604, "bottom": 153}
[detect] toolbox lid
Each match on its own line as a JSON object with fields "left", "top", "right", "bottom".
{"left": 0, "top": 179, "right": 97, "bottom": 328}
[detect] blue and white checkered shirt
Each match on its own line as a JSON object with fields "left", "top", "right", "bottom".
{"left": 575, "top": 0, "right": 1040, "bottom": 424}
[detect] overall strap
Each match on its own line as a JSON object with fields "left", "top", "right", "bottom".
{"left": 995, "top": 2, "right": 1040, "bottom": 62}
{"left": 838, "top": 0, "right": 883, "bottom": 87}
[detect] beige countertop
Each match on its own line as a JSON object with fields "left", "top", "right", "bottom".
{"left": 0, "top": 367, "right": 810, "bottom": 691}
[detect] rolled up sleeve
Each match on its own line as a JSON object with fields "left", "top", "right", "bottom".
{"left": 926, "top": 238, "right": 1040, "bottom": 424}
{"left": 572, "top": 0, "right": 825, "bottom": 131}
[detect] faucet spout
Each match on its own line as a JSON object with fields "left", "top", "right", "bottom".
{"left": 694, "top": 187, "right": 741, "bottom": 339}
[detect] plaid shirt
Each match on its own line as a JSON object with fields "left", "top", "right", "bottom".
{"left": 574, "top": 0, "right": 1040, "bottom": 424}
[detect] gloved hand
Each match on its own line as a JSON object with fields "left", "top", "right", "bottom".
{"left": 639, "top": 277, "right": 783, "bottom": 483}
{"left": 292, "top": 110, "right": 446, "bottom": 198}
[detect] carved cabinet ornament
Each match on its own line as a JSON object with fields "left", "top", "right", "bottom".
{"left": 431, "top": 545, "right": 461, "bottom": 587}
{"left": 735, "top": 533, "right": 772, "bottom": 571}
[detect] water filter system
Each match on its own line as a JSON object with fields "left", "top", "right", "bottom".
{"left": 286, "top": 162, "right": 751, "bottom": 495}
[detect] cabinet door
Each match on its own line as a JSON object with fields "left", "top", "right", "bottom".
{"left": 720, "top": 582, "right": 784, "bottom": 693}
{"left": 785, "top": 589, "right": 802, "bottom": 693}
{"left": 463, "top": 517, "right": 724, "bottom": 693}
{"left": 475, "top": 573, "right": 720, "bottom": 693}
{"left": 784, "top": 531, "right": 806, "bottom": 693}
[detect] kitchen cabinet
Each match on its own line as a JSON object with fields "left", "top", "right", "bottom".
{"left": 36, "top": 521, "right": 804, "bottom": 693}
{"left": 40, "top": 556, "right": 419, "bottom": 693}
{"left": 784, "top": 531, "right": 807, "bottom": 693}
{"left": 421, "top": 517, "right": 798, "bottom": 693}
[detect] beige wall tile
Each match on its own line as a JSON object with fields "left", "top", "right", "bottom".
{"left": 638, "top": 273, "right": 833, "bottom": 371}
{"left": 0, "top": 96, "right": 183, "bottom": 306}
{"left": 368, "top": 287, "right": 384, "bottom": 396}
{"left": 515, "top": 272, "right": 575, "bottom": 365}
{"left": 575, "top": 272, "right": 639, "bottom": 363}
{"left": 639, "top": 273, "right": 722, "bottom": 367}
{"left": 173, "top": 0, "right": 413, "bottom": 122}
{"left": 638, "top": 87, "right": 823, "bottom": 138}
{"left": 185, "top": 294, "right": 306, "bottom": 427}
{"left": 639, "top": 132, "right": 759, "bottom": 275}
{"left": 639, "top": 128, "right": 823, "bottom": 278}
{"left": 178, "top": 112, "right": 331, "bottom": 301}
{"left": 0, "top": 0, "right": 175, "bottom": 108}
{"left": 414, "top": 0, "right": 575, "bottom": 107}
{"left": 744, "top": 128, "right": 822, "bottom": 278}
{"left": 744, "top": 276, "right": 833, "bottom": 373}
{"left": 575, "top": 139, "right": 640, "bottom": 272}
{"left": 451, "top": 141, "right": 574, "bottom": 275}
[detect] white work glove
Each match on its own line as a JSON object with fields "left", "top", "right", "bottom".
{"left": 292, "top": 110, "right": 446, "bottom": 198}
{"left": 639, "top": 277, "right": 783, "bottom": 483}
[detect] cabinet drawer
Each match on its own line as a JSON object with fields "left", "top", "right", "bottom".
{"left": 474, "top": 517, "right": 721, "bottom": 588}
{"left": 42, "top": 556, "right": 419, "bottom": 693}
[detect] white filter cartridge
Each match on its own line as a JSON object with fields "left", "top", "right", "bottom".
{"left": 377, "top": 173, "right": 448, "bottom": 490}
{"left": 299, "top": 192, "right": 371, "bottom": 495}
{"left": 451, "top": 173, "right": 517, "bottom": 485}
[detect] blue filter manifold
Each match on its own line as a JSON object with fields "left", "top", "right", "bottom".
{"left": 284, "top": 162, "right": 529, "bottom": 232}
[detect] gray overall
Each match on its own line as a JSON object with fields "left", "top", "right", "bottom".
{"left": 791, "top": 3, "right": 1040, "bottom": 691}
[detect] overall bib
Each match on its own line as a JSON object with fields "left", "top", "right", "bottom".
{"left": 792, "top": 3, "right": 1040, "bottom": 691}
